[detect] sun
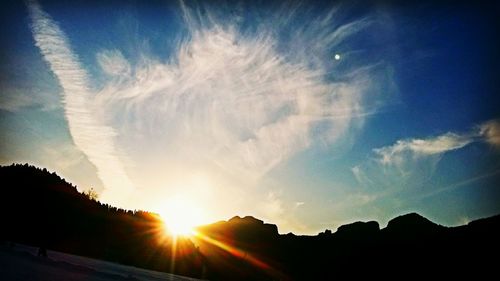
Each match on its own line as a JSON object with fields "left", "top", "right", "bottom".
{"left": 159, "top": 197, "right": 204, "bottom": 236}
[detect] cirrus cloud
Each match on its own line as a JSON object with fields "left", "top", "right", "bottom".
{"left": 373, "top": 132, "right": 474, "bottom": 166}
{"left": 352, "top": 119, "right": 500, "bottom": 192}
{"left": 373, "top": 119, "right": 500, "bottom": 169}
{"left": 96, "top": 50, "right": 131, "bottom": 77}
{"left": 480, "top": 119, "right": 500, "bottom": 147}
{"left": 95, "top": 3, "right": 384, "bottom": 183}
{"left": 27, "top": 0, "right": 135, "bottom": 206}
{"left": 27, "top": 0, "right": 391, "bottom": 216}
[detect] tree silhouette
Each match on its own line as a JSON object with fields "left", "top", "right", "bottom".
{"left": 1, "top": 163, "right": 499, "bottom": 281}
{"left": 83, "top": 187, "right": 99, "bottom": 201}
{"left": 0, "top": 164, "right": 204, "bottom": 279}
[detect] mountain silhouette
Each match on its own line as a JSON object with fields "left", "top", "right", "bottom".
{"left": 335, "top": 220, "right": 380, "bottom": 239}
{"left": 1, "top": 164, "right": 499, "bottom": 280}
{"left": 384, "top": 212, "right": 443, "bottom": 235}
{"left": 0, "top": 164, "right": 204, "bottom": 278}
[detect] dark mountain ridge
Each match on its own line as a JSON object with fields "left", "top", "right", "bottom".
{"left": 0, "top": 164, "right": 204, "bottom": 278}
{"left": 1, "top": 164, "right": 499, "bottom": 280}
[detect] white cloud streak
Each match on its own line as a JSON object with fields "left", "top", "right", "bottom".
{"left": 96, "top": 50, "right": 131, "bottom": 77}
{"left": 342, "top": 121, "right": 500, "bottom": 230}
{"left": 27, "top": 0, "right": 392, "bottom": 223}
{"left": 27, "top": 0, "right": 134, "bottom": 205}
{"left": 95, "top": 3, "right": 380, "bottom": 182}
{"left": 352, "top": 119, "right": 500, "bottom": 194}
{"left": 373, "top": 119, "right": 500, "bottom": 168}
{"left": 374, "top": 133, "right": 473, "bottom": 166}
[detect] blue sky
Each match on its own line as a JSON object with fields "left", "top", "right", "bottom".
{"left": 1, "top": 0, "right": 499, "bottom": 234}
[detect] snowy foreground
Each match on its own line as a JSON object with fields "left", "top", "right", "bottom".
{"left": 0, "top": 243, "right": 205, "bottom": 281}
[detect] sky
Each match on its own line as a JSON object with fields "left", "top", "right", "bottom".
{"left": 0, "top": 0, "right": 499, "bottom": 234}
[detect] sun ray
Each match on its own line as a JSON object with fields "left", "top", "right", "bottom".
{"left": 159, "top": 196, "right": 204, "bottom": 237}
{"left": 191, "top": 230, "right": 287, "bottom": 279}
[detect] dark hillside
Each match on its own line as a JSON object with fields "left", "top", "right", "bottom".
{"left": 2, "top": 164, "right": 499, "bottom": 280}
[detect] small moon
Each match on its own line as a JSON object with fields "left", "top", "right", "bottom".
{"left": 334, "top": 54, "right": 341, "bottom": 60}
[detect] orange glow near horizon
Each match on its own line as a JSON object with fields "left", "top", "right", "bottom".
{"left": 192, "top": 230, "right": 282, "bottom": 276}
{"left": 144, "top": 208, "right": 287, "bottom": 279}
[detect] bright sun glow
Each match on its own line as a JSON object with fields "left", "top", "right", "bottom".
{"left": 159, "top": 196, "right": 204, "bottom": 236}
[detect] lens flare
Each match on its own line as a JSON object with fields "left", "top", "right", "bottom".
{"left": 159, "top": 197, "right": 204, "bottom": 236}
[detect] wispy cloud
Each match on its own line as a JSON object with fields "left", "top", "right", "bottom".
{"left": 94, "top": 2, "right": 387, "bottom": 183}
{"left": 27, "top": 0, "right": 392, "bottom": 223}
{"left": 0, "top": 87, "right": 61, "bottom": 112}
{"left": 0, "top": 90, "right": 36, "bottom": 112}
{"left": 480, "top": 119, "right": 500, "bottom": 148}
{"left": 27, "top": 0, "right": 135, "bottom": 206}
{"left": 96, "top": 50, "right": 131, "bottom": 77}
{"left": 261, "top": 191, "right": 285, "bottom": 220}
{"left": 417, "top": 168, "right": 500, "bottom": 201}
{"left": 351, "top": 119, "right": 500, "bottom": 202}
{"left": 374, "top": 132, "right": 474, "bottom": 166}
{"left": 295, "top": 201, "right": 305, "bottom": 208}
{"left": 373, "top": 119, "right": 499, "bottom": 168}
{"left": 351, "top": 165, "right": 373, "bottom": 186}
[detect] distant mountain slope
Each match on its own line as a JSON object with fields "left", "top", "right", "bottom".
{"left": 1, "top": 164, "right": 499, "bottom": 280}
{"left": 0, "top": 164, "right": 204, "bottom": 279}
{"left": 196, "top": 212, "right": 500, "bottom": 280}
